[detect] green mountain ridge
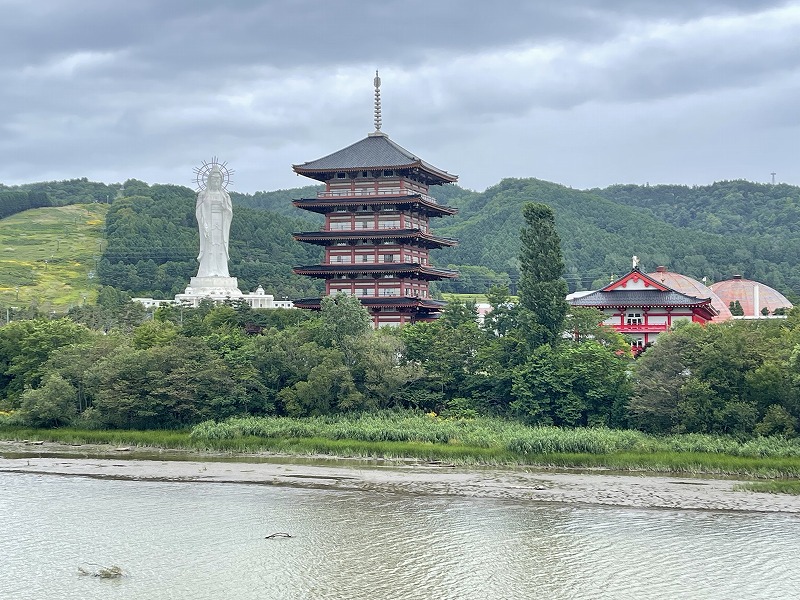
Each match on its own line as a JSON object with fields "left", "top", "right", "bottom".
{"left": 2, "top": 176, "right": 799, "bottom": 304}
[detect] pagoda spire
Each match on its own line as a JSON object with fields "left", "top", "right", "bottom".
{"left": 373, "top": 69, "right": 382, "bottom": 133}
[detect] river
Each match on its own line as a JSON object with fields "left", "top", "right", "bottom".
{"left": 2, "top": 469, "right": 799, "bottom": 599}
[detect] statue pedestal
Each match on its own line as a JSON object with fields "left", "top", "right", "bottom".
{"left": 174, "top": 276, "right": 243, "bottom": 307}
{"left": 185, "top": 276, "right": 242, "bottom": 295}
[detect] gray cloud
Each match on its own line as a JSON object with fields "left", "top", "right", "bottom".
{"left": 1, "top": 0, "right": 798, "bottom": 192}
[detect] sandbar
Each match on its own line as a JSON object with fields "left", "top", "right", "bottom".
{"left": 1, "top": 440, "right": 799, "bottom": 514}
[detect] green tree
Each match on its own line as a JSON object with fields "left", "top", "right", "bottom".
{"left": 350, "top": 331, "right": 419, "bottom": 408}
{"left": 517, "top": 203, "right": 568, "bottom": 347}
{"left": 277, "top": 352, "right": 363, "bottom": 416}
{"left": 132, "top": 320, "right": 179, "bottom": 349}
{"left": 86, "top": 337, "right": 242, "bottom": 429}
{"left": 0, "top": 318, "right": 91, "bottom": 403}
{"left": 19, "top": 373, "right": 77, "bottom": 427}
{"left": 318, "top": 293, "right": 372, "bottom": 346}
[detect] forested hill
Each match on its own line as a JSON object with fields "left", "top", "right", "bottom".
{"left": 592, "top": 180, "right": 800, "bottom": 237}
{"left": 96, "top": 183, "right": 323, "bottom": 299}
{"left": 4, "top": 176, "right": 800, "bottom": 301}
{"left": 432, "top": 178, "right": 800, "bottom": 298}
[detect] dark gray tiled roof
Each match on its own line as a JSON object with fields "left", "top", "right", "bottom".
{"left": 293, "top": 297, "right": 446, "bottom": 310}
{"left": 568, "top": 289, "right": 712, "bottom": 307}
{"left": 292, "top": 195, "right": 458, "bottom": 216}
{"left": 293, "top": 229, "right": 457, "bottom": 248}
{"left": 293, "top": 263, "right": 458, "bottom": 279}
{"left": 293, "top": 133, "right": 457, "bottom": 182}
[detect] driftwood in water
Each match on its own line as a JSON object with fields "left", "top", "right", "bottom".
{"left": 265, "top": 532, "right": 293, "bottom": 539}
{"left": 78, "top": 565, "right": 124, "bottom": 579}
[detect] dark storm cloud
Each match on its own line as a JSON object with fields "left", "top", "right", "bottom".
{"left": 1, "top": 0, "right": 798, "bottom": 191}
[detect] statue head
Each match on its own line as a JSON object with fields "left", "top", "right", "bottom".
{"left": 207, "top": 166, "right": 223, "bottom": 190}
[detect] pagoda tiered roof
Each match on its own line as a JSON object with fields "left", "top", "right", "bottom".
{"left": 292, "top": 263, "right": 458, "bottom": 280}
{"left": 293, "top": 229, "right": 457, "bottom": 249}
{"left": 292, "top": 193, "right": 458, "bottom": 217}
{"left": 292, "top": 132, "right": 457, "bottom": 185}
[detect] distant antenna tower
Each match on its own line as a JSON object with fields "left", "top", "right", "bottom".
{"left": 771, "top": 172, "right": 776, "bottom": 185}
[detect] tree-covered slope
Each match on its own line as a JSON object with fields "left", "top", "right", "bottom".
{"left": 592, "top": 180, "right": 800, "bottom": 237}
{"left": 432, "top": 178, "right": 800, "bottom": 297}
{"left": 5, "top": 176, "right": 800, "bottom": 302}
{"left": 97, "top": 183, "right": 322, "bottom": 299}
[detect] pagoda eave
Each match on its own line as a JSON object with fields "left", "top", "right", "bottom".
{"left": 292, "top": 163, "right": 457, "bottom": 186}
{"left": 292, "top": 229, "right": 457, "bottom": 248}
{"left": 292, "top": 195, "right": 457, "bottom": 217}
{"left": 292, "top": 264, "right": 458, "bottom": 280}
{"left": 293, "top": 296, "right": 446, "bottom": 311}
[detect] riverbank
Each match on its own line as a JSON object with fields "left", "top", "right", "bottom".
{"left": 2, "top": 440, "right": 799, "bottom": 514}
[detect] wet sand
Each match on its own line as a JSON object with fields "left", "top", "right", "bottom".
{"left": 2, "top": 440, "right": 799, "bottom": 514}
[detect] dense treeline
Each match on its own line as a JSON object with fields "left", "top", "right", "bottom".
{"left": 96, "top": 182, "right": 323, "bottom": 298}
{"left": 1, "top": 201, "right": 797, "bottom": 440}
{"left": 10, "top": 177, "right": 120, "bottom": 206}
{"left": 0, "top": 189, "right": 51, "bottom": 219}
{"left": 1, "top": 292, "right": 798, "bottom": 439}
{"left": 230, "top": 185, "right": 323, "bottom": 220}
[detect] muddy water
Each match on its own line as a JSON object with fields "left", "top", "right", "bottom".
{"left": 2, "top": 471, "right": 799, "bottom": 600}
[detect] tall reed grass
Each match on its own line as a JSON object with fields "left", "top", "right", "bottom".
{"left": 188, "top": 412, "right": 800, "bottom": 459}
{"left": 5, "top": 412, "right": 800, "bottom": 478}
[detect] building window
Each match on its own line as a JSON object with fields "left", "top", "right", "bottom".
{"left": 631, "top": 338, "right": 644, "bottom": 348}
{"left": 626, "top": 311, "right": 643, "bottom": 325}
{"left": 380, "top": 288, "right": 400, "bottom": 297}
{"left": 336, "top": 172, "right": 347, "bottom": 179}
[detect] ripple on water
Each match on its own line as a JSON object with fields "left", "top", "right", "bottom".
{"left": 1, "top": 473, "right": 800, "bottom": 600}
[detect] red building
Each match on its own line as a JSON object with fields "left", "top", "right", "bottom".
{"left": 568, "top": 267, "right": 718, "bottom": 351}
{"left": 291, "top": 73, "right": 459, "bottom": 327}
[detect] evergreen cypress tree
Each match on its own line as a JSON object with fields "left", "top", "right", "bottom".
{"left": 518, "top": 203, "right": 569, "bottom": 347}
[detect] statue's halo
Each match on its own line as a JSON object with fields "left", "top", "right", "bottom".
{"left": 193, "top": 157, "right": 235, "bottom": 191}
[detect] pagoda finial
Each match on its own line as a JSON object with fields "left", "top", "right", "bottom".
{"left": 373, "top": 69, "right": 382, "bottom": 132}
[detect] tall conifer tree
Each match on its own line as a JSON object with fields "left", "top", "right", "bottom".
{"left": 518, "top": 203, "right": 569, "bottom": 347}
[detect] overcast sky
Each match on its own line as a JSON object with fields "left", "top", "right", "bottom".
{"left": 2, "top": 0, "right": 799, "bottom": 194}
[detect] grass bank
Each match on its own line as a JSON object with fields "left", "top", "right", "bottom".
{"left": 735, "top": 481, "right": 800, "bottom": 495}
{"left": 3, "top": 413, "right": 800, "bottom": 482}
{"left": 0, "top": 203, "right": 107, "bottom": 311}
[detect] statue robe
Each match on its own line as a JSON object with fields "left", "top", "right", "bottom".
{"left": 195, "top": 187, "right": 233, "bottom": 278}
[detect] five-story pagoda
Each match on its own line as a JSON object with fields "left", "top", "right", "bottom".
{"left": 291, "top": 72, "right": 459, "bottom": 327}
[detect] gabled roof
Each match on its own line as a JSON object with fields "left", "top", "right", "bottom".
{"left": 569, "top": 268, "right": 718, "bottom": 317}
{"left": 602, "top": 268, "right": 670, "bottom": 292}
{"left": 293, "top": 132, "right": 457, "bottom": 184}
{"left": 569, "top": 289, "right": 715, "bottom": 309}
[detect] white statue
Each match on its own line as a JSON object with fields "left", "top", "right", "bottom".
{"left": 632, "top": 255, "right": 640, "bottom": 269}
{"left": 195, "top": 164, "right": 233, "bottom": 278}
